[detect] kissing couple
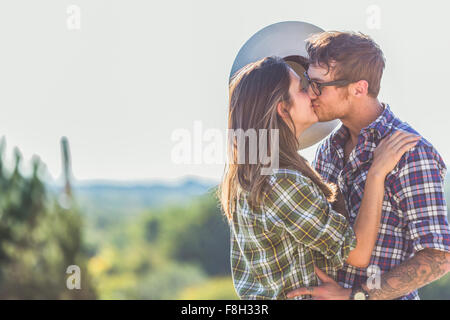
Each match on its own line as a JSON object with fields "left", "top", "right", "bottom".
{"left": 219, "top": 23, "right": 450, "bottom": 300}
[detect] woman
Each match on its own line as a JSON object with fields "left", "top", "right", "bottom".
{"left": 218, "top": 56, "right": 419, "bottom": 299}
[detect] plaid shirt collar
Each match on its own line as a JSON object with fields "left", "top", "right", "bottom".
{"left": 329, "top": 104, "right": 395, "bottom": 172}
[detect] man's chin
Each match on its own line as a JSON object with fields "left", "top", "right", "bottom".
{"left": 317, "top": 115, "right": 337, "bottom": 122}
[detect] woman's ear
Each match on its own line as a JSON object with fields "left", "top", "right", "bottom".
{"left": 277, "top": 101, "right": 289, "bottom": 120}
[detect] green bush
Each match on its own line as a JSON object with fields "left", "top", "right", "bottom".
{"left": 148, "top": 189, "right": 231, "bottom": 276}
{"left": 0, "top": 140, "right": 96, "bottom": 299}
{"left": 177, "top": 276, "right": 239, "bottom": 300}
{"left": 419, "top": 272, "right": 450, "bottom": 300}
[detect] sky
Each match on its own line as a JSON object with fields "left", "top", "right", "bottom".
{"left": 0, "top": 0, "right": 449, "bottom": 183}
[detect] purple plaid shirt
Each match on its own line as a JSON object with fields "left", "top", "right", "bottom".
{"left": 313, "top": 104, "right": 450, "bottom": 300}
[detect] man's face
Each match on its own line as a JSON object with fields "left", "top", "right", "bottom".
{"left": 306, "top": 63, "right": 350, "bottom": 122}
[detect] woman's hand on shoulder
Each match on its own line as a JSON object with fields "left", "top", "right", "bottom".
{"left": 370, "top": 130, "right": 420, "bottom": 178}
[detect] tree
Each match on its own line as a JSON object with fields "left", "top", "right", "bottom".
{"left": 0, "top": 137, "right": 96, "bottom": 299}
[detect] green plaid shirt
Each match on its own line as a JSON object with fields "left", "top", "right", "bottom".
{"left": 230, "top": 169, "right": 357, "bottom": 300}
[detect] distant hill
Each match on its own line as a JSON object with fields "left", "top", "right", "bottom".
{"left": 71, "top": 177, "right": 219, "bottom": 224}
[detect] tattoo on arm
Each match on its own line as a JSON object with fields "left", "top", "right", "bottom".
{"left": 364, "top": 249, "right": 450, "bottom": 300}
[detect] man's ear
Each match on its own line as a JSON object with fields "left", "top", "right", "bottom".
{"left": 277, "top": 101, "right": 289, "bottom": 120}
{"left": 350, "top": 80, "right": 369, "bottom": 97}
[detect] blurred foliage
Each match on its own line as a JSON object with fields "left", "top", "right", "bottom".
{"left": 130, "top": 263, "right": 207, "bottom": 300}
{"left": 86, "top": 186, "right": 239, "bottom": 299}
{"left": 4, "top": 133, "right": 447, "bottom": 299}
{"left": 419, "top": 272, "right": 450, "bottom": 299}
{"left": 0, "top": 139, "right": 96, "bottom": 299}
{"left": 85, "top": 179, "right": 449, "bottom": 300}
{"left": 151, "top": 190, "right": 231, "bottom": 276}
{"left": 177, "top": 277, "right": 239, "bottom": 300}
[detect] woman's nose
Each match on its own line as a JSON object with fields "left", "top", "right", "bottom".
{"left": 307, "top": 85, "right": 317, "bottom": 99}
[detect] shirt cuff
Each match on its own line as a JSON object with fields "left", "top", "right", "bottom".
{"left": 411, "top": 233, "right": 450, "bottom": 254}
{"left": 328, "top": 224, "right": 357, "bottom": 269}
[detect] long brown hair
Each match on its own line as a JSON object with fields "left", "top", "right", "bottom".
{"left": 219, "top": 56, "right": 336, "bottom": 221}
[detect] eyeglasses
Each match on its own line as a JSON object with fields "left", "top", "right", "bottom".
{"left": 303, "top": 71, "right": 351, "bottom": 96}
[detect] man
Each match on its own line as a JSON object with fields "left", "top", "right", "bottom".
{"left": 287, "top": 31, "right": 450, "bottom": 300}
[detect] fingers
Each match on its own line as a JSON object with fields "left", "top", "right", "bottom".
{"left": 378, "top": 130, "right": 401, "bottom": 146}
{"left": 387, "top": 130, "right": 416, "bottom": 145}
{"left": 314, "top": 266, "right": 333, "bottom": 283}
{"left": 377, "top": 130, "right": 403, "bottom": 149}
{"left": 393, "top": 136, "right": 420, "bottom": 153}
{"left": 286, "top": 287, "right": 317, "bottom": 298}
{"left": 385, "top": 129, "right": 404, "bottom": 144}
{"left": 372, "top": 131, "right": 419, "bottom": 177}
{"left": 381, "top": 130, "right": 420, "bottom": 152}
{"left": 386, "top": 130, "right": 411, "bottom": 143}
{"left": 391, "top": 133, "right": 420, "bottom": 152}
{"left": 397, "top": 140, "right": 419, "bottom": 155}
{"left": 286, "top": 268, "right": 334, "bottom": 299}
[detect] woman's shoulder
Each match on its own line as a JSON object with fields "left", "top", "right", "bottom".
{"left": 264, "top": 168, "right": 321, "bottom": 204}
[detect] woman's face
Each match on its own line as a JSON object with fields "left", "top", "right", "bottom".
{"left": 284, "top": 69, "right": 319, "bottom": 139}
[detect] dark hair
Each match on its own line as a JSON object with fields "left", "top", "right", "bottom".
{"left": 219, "top": 56, "right": 336, "bottom": 221}
{"left": 306, "top": 31, "right": 385, "bottom": 97}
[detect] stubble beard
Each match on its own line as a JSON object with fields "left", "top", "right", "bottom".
{"left": 316, "top": 109, "right": 339, "bottom": 122}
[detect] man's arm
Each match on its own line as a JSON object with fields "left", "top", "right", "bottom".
{"left": 287, "top": 143, "right": 450, "bottom": 300}
{"left": 286, "top": 248, "right": 450, "bottom": 300}
{"left": 362, "top": 248, "right": 450, "bottom": 300}
{"left": 371, "top": 143, "right": 450, "bottom": 299}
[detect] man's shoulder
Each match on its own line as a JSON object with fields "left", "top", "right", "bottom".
{"left": 387, "top": 121, "right": 447, "bottom": 180}
{"left": 393, "top": 121, "right": 445, "bottom": 166}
